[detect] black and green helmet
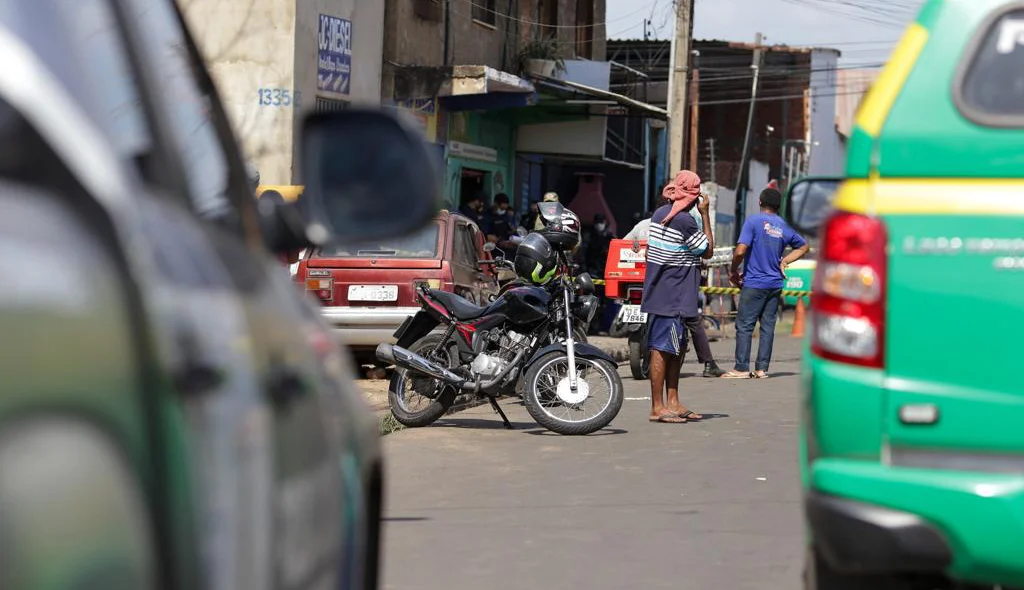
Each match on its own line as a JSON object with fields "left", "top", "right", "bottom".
{"left": 513, "top": 233, "right": 558, "bottom": 285}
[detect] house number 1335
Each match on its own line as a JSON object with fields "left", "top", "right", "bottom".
{"left": 258, "top": 88, "right": 302, "bottom": 108}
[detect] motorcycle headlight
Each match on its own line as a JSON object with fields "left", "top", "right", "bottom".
{"left": 574, "top": 295, "right": 599, "bottom": 324}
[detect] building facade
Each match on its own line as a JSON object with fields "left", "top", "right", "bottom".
{"left": 381, "top": 0, "right": 668, "bottom": 227}
{"left": 182, "top": 0, "right": 386, "bottom": 185}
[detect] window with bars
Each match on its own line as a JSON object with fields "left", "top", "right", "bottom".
{"left": 315, "top": 97, "right": 350, "bottom": 112}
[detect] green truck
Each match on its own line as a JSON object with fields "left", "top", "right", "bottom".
{"left": 791, "top": 1, "right": 1024, "bottom": 588}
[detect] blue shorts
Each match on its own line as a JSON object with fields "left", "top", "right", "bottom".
{"left": 647, "top": 314, "right": 688, "bottom": 356}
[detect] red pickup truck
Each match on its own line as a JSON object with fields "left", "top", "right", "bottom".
{"left": 295, "top": 211, "right": 499, "bottom": 364}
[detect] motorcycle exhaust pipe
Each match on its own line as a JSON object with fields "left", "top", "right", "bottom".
{"left": 376, "top": 343, "right": 468, "bottom": 386}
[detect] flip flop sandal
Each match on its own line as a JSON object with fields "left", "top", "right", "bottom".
{"left": 721, "top": 371, "right": 753, "bottom": 379}
{"left": 678, "top": 410, "right": 704, "bottom": 421}
{"left": 649, "top": 412, "right": 686, "bottom": 424}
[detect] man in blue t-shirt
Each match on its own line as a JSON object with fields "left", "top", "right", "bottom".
{"left": 722, "top": 187, "right": 810, "bottom": 378}
{"left": 641, "top": 170, "right": 714, "bottom": 423}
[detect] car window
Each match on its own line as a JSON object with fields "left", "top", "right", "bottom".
{"left": 316, "top": 224, "right": 441, "bottom": 259}
{"left": 120, "top": 0, "right": 231, "bottom": 217}
{"left": 454, "top": 224, "right": 477, "bottom": 267}
{"left": 0, "top": 0, "right": 154, "bottom": 164}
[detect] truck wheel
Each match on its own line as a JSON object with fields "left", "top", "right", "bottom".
{"left": 805, "top": 549, "right": 911, "bottom": 590}
{"left": 628, "top": 330, "right": 650, "bottom": 380}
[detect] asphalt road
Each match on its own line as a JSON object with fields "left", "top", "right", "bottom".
{"left": 380, "top": 335, "right": 806, "bottom": 590}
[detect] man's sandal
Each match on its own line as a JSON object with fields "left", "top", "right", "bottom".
{"left": 649, "top": 412, "right": 686, "bottom": 424}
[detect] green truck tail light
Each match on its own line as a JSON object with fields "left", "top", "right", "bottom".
{"left": 811, "top": 211, "right": 888, "bottom": 368}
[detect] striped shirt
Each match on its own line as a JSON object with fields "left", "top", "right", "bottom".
{"left": 640, "top": 204, "right": 708, "bottom": 317}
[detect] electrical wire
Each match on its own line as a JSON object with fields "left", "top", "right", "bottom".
{"left": 454, "top": 0, "right": 661, "bottom": 29}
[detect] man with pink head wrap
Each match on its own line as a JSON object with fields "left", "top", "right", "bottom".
{"left": 641, "top": 170, "right": 716, "bottom": 423}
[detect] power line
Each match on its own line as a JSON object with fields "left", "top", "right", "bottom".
{"left": 455, "top": 0, "right": 661, "bottom": 29}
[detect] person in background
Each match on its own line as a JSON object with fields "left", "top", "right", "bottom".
{"left": 624, "top": 209, "right": 655, "bottom": 240}
{"left": 522, "top": 201, "right": 541, "bottom": 231}
{"left": 583, "top": 213, "right": 614, "bottom": 276}
{"left": 686, "top": 191, "right": 728, "bottom": 378}
{"left": 486, "top": 193, "right": 518, "bottom": 247}
{"left": 642, "top": 170, "right": 714, "bottom": 424}
{"left": 460, "top": 193, "right": 488, "bottom": 232}
{"left": 721, "top": 187, "right": 810, "bottom": 379}
{"left": 531, "top": 191, "right": 560, "bottom": 231}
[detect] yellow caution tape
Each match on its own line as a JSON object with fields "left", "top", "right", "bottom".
{"left": 591, "top": 279, "right": 811, "bottom": 299}
{"left": 702, "top": 286, "right": 811, "bottom": 298}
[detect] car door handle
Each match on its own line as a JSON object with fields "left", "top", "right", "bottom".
{"left": 173, "top": 329, "right": 224, "bottom": 397}
{"left": 267, "top": 359, "right": 308, "bottom": 409}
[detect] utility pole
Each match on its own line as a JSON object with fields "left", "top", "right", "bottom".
{"left": 707, "top": 137, "right": 717, "bottom": 183}
{"left": 667, "top": 0, "right": 694, "bottom": 175}
{"left": 688, "top": 50, "right": 700, "bottom": 172}
{"left": 733, "top": 32, "right": 763, "bottom": 244}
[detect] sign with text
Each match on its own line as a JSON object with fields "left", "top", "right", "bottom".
{"left": 317, "top": 15, "right": 352, "bottom": 96}
{"left": 449, "top": 141, "right": 497, "bottom": 163}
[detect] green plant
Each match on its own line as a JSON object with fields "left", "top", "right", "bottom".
{"left": 379, "top": 412, "right": 406, "bottom": 435}
{"left": 514, "top": 37, "right": 566, "bottom": 76}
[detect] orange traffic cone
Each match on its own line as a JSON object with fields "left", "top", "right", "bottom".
{"left": 791, "top": 297, "right": 806, "bottom": 338}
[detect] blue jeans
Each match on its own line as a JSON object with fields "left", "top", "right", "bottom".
{"left": 734, "top": 287, "right": 782, "bottom": 372}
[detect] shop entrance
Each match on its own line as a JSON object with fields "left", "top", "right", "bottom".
{"left": 459, "top": 168, "right": 490, "bottom": 209}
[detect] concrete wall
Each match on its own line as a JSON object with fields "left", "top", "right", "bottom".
{"left": 517, "top": 113, "right": 607, "bottom": 157}
{"left": 382, "top": 0, "right": 604, "bottom": 101}
{"left": 294, "top": 0, "right": 385, "bottom": 180}
{"left": 808, "top": 49, "right": 845, "bottom": 177}
{"left": 182, "top": 0, "right": 385, "bottom": 185}
{"left": 295, "top": 0, "right": 385, "bottom": 109}
{"left": 181, "top": 0, "right": 297, "bottom": 185}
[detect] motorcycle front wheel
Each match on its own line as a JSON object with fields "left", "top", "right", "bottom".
{"left": 387, "top": 333, "right": 459, "bottom": 427}
{"left": 523, "top": 352, "right": 624, "bottom": 435}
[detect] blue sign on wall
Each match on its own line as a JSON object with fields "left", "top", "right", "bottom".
{"left": 317, "top": 14, "right": 352, "bottom": 96}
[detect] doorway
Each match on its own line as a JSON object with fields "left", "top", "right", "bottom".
{"left": 459, "top": 168, "right": 490, "bottom": 209}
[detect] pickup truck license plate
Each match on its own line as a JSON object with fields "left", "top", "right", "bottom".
{"left": 348, "top": 285, "right": 398, "bottom": 302}
{"left": 619, "top": 305, "right": 647, "bottom": 324}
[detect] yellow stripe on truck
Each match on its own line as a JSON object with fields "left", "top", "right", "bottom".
{"left": 854, "top": 23, "right": 929, "bottom": 138}
{"left": 834, "top": 179, "right": 1024, "bottom": 216}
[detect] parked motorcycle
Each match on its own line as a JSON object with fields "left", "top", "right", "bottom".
{"left": 487, "top": 228, "right": 592, "bottom": 344}
{"left": 376, "top": 204, "right": 623, "bottom": 435}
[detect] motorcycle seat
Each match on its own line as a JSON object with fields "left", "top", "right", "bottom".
{"left": 425, "top": 289, "right": 488, "bottom": 320}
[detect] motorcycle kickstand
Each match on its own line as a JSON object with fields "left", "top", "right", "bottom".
{"left": 487, "top": 397, "right": 514, "bottom": 430}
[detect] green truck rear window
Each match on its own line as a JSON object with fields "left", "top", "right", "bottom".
{"left": 957, "top": 7, "right": 1024, "bottom": 124}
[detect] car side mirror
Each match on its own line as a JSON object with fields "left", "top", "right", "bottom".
{"left": 298, "top": 108, "right": 441, "bottom": 244}
{"left": 784, "top": 177, "right": 841, "bottom": 237}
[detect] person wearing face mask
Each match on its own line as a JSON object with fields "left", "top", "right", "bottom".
{"left": 486, "top": 193, "right": 517, "bottom": 243}
{"left": 584, "top": 213, "right": 614, "bottom": 276}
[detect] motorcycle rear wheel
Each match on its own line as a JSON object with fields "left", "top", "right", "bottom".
{"left": 387, "top": 333, "right": 459, "bottom": 427}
